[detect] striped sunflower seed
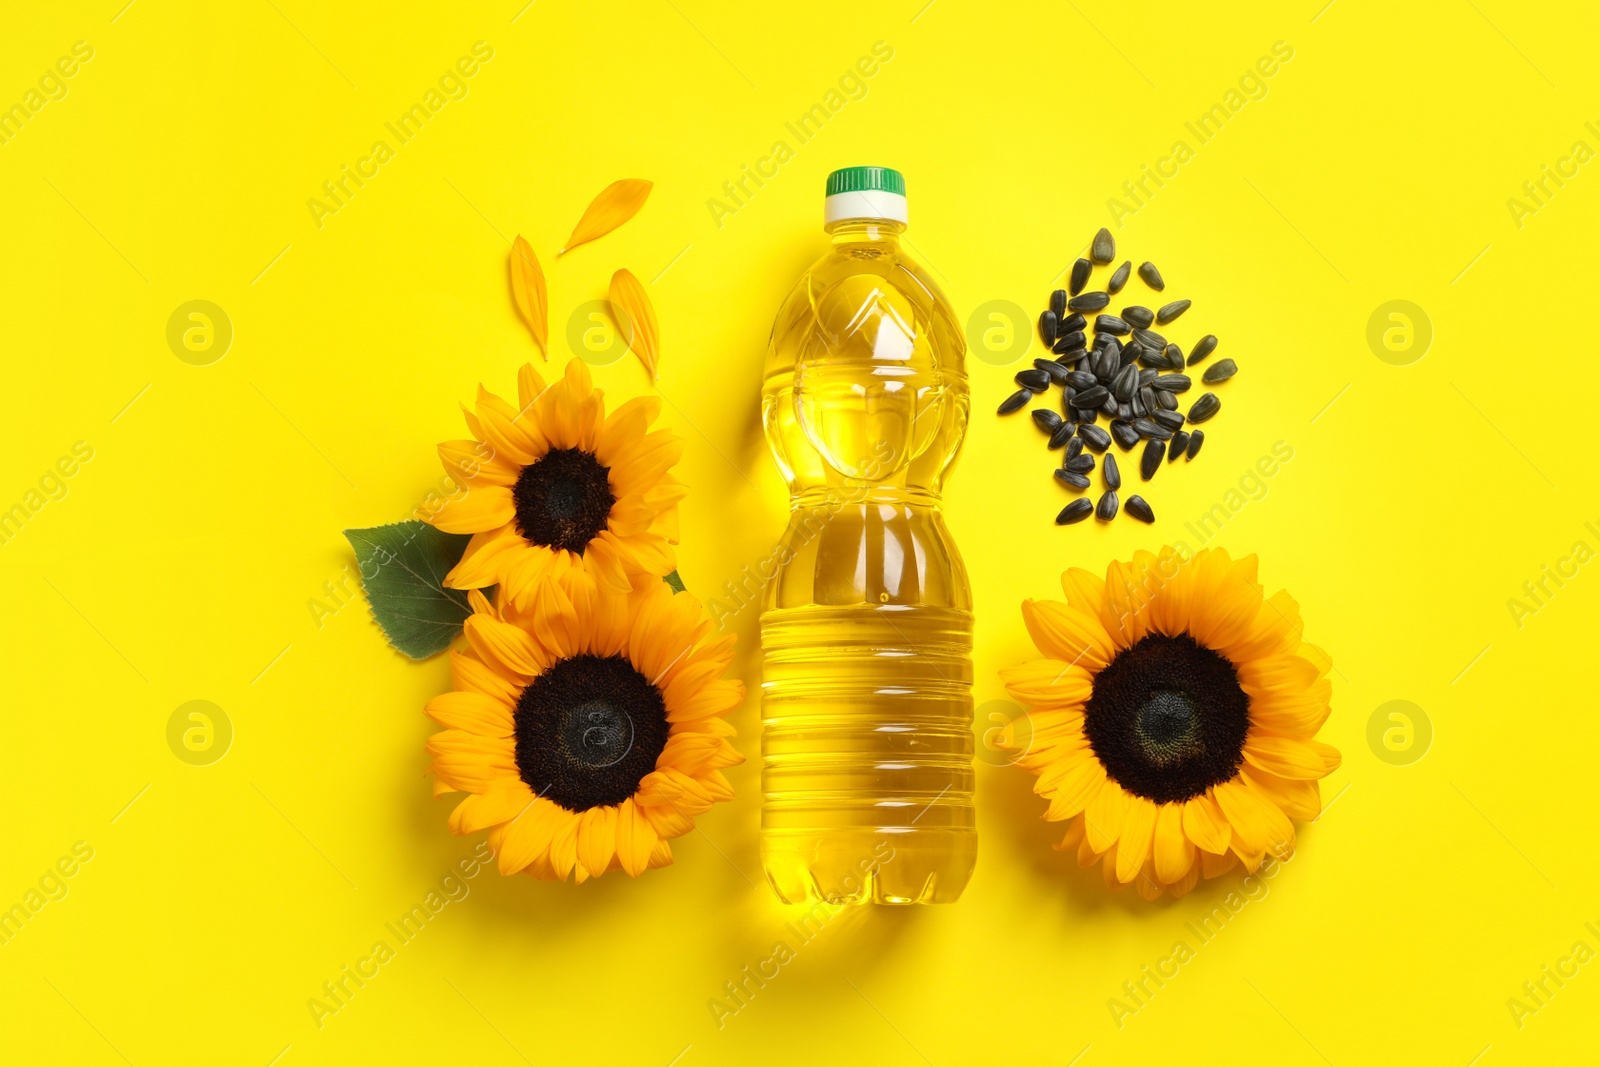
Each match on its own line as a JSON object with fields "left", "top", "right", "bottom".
{"left": 1163, "top": 343, "right": 1186, "bottom": 370}
{"left": 1187, "top": 335, "right": 1218, "bottom": 366}
{"left": 1132, "top": 417, "right": 1173, "bottom": 441}
{"left": 1186, "top": 428, "right": 1204, "bottom": 459}
{"left": 1091, "top": 228, "right": 1115, "bottom": 264}
{"left": 1157, "top": 390, "right": 1178, "bottom": 411}
{"left": 1060, "top": 312, "right": 1087, "bottom": 333}
{"left": 1132, "top": 328, "right": 1166, "bottom": 351}
{"left": 1151, "top": 374, "right": 1190, "bottom": 393}
{"left": 1124, "top": 306, "right": 1154, "bottom": 329}
{"left": 1095, "top": 314, "right": 1131, "bottom": 336}
{"left": 1016, "top": 368, "right": 1050, "bottom": 392}
{"left": 1110, "top": 420, "right": 1140, "bottom": 450}
{"left": 1151, "top": 409, "right": 1185, "bottom": 432}
{"left": 1202, "top": 358, "right": 1238, "bottom": 384}
{"left": 1076, "top": 385, "right": 1110, "bottom": 408}
{"left": 1064, "top": 436, "right": 1084, "bottom": 461}
{"left": 1167, "top": 431, "right": 1189, "bottom": 461}
{"left": 998, "top": 389, "right": 1030, "bottom": 415}
{"left": 1038, "top": 309, "right": 1058, "bottom": 346}
{"left": 1063, "top": 454, "right": 1095, "bottom": 474}
{"left": 1066, "top": 370, "right": 1098, "bottom": 390}
{"left": 1070, "top": 259, "right": 1091, "bottom": 296}
{"left": 1156, "top": 299, "right": 1191, "bottom": 325}
{"left": 1103, "top": 453, "right": 1122, "bottom": 490}
{"left": 1187, "top": 393, "right": 1221, "bottom": 423}
{"left": 1140, "top": 438, "right": 1163, "bottom": 480}
{"left": 1035, "top": 358, "right": 1071, "bottom": 386}
{"left": 1078, "top": 423, "right": 1111, "bottom": 452}
{"left": 1032, "top": 408, "right": 1063, "bottom": 433}
{"left": 1054, "top": 469, "right": 1091, "bottom": 490}
{"left": 1125, "top": 495, "right": 1155, "bottom": 524}
{"left": 1113, "top": 364, "right": 1140, "bottom": 402}
{"left": 1050, "top": 289, "right": 1067, "bottom": 317}
{"left": 1108, "top": 260, "right": 1132, "bottom": 294}
{"left": 1096, "top": 490, "right": 1119, "bottom": 521}
{"left": 1069, "top": 291, "right": 1110, "bottom": 312}
{"left": 1048, "top": 420, "right": 1077, "bottom": 449}
{"left": 1138, "top": 261, "right": 1164, "bottom": 290}
{"left": 1057, "top": 498, "right": 1094, "bottom": 524}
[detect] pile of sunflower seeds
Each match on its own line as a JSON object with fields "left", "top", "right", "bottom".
{"left": 997, "top": 228, "right": 1237, "bottom": 526}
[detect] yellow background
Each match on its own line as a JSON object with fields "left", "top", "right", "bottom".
{"left": 3, "top": 0, "right": 1597, "bottom": 1063}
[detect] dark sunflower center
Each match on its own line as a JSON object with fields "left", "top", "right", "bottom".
{"left": 1083, "top": 633, "right": 1249, "bottom": 803}
{"left": 512, "top": 447, "right": 613, "bottom": 554}
{"left": 514, "top": 654, "right": 670, "bottom": 813}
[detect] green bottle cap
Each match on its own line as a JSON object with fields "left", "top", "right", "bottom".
{"left": 823, "top": 166, "right": 907, "bottom": 224}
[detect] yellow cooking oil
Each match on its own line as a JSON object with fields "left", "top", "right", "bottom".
{"left": 759, "top": 166, "right": 975, "bottom": 905}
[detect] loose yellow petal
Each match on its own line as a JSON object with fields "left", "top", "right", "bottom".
{"left": 562, "top": 178, "right": 653, "bottom": 254}
{"left": 509, "top": 235, "right": 548, "bottom": 357}
{"left": 608, "top": 268, "right": 660, "bottom": 379}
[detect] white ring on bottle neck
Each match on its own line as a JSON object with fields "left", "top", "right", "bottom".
{"left": 824, "top": 189, "right": 908, "bottom": 225}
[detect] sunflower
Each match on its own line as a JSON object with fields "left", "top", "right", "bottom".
{"left": 998, "top": 547, "right": 1339, "bottom": 900}
{"left": 425, "top": 576, "right": 744, "bottom": 882}
{"left": 424, "top": 359, "right": 686, "bottom": 605}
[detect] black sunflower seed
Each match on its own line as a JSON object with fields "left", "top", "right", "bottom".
{"left": 1108, "top": 260, "right": 1132, "bottom": 294}
{"left": 1186, "top": 429, "right": 1204, "bottom": 459}
{"left": 998, "top": 389, "right": 1030, "bottom": 415}
{"left": 1187, "top": 393, "right": 1221, "bottom": 423}
{"left": 1060, "top": 312, "right": 1087, "bottom": 334}
{"left": 1035, "top": 358, "right": 1071, "bottom": 385}
{"left": 1091, "top": 228, "right": 1115, "bottom": 264}
{"left": 1113, "top": 364, "right": 1140, "bottom": 402}
{"left": 1141, "top": 438, "right": 1163, "bottom": 480}
{"left": 1066, "top": 370, "right": 1098, "bottom": 390}
{"left": 1100, "top": 396, "right": 1118, "bottom": 417}
{"left": 1110, "top": 420, "right": 1140, "bottom": 450}
{"left": 1063, "top": 454, "right": 1095, "bottom": 474}
{"left": 1157, "top": 389, "right": 1178, "bottom": 411}
{"left": 1075, "top": 385, "right": 1109, "bottom": 408}
{"left": 1038, "top": 310, "right": 1058, "bottom": 346}
{"left": 1138, "top": 261, "right": 1165, "bottom": 290}
{"left": 1166, "top": 344, "right": 1188, "bottom": 370}
{"left": 1016, "top": 368, "right": 1050, "bottom": 392}
{"left": 1078, "top": 423, "right": 1111, "bottom": 452}
{"left": 1054, "top": 469, "right": 1091, "bottom": 490}
{"left": 1138, "top": 368, "right": 1158, "bottom": 385}
{"left": 1095, "top": 314, "right": 1131, "bottom": 336}
{"left": 1050, "top": 421, "right": 1078, "bottom": 449}
{"left": 1152, "top": 408, "right": 1186, "bottom": 432}
{"left": 1202, "top": 358, "right": 1238, "bottom": 384}
{"left": 1132, "top": 328, "right": 1166, "bottom": 351}
{"left": 1138, "top": 384, "right": 1157, "bottom": 411}
{"left": 1053, "top": 342, "right": 1087, "bottom": 360}
{"left": 1069, "top": 291, "right": 1110, "bottom": 312}
{"left": 1050, "top": 289, "right": 1067, "bottom": 318}
{"left": 1156, "top": 299, "right": 1191, "bottom": 325}
{"left": 1075, "top": 407, "right": 1099, "bottom": 425}
{"left": 1064, "top": 436, "right": 1084, "bottom": 461}
{"left": 1187, "top": 335, "right": 1218, "bottom": 366}
{"left": 1131, "top": 394, "right": 1146, "bottom": 418}
{"left": 1057, "top": 498, "right": 1094, "bottom": 525}
{"left": 1096, "top": 490, "right": 1119, "bottom": 521}
{"left": 1102, "top": 453, "right": 1122, "bottom": 490}
{"left": 1070, "top": 258, "right": 1091, "bottom": 296}
{"left": 1054, "top": 330, "right": 1085, "bottom": 352}
{"left": 1123, "top": 306, "right": 1154, "bottom": 329}
{"left": 1168, "top": 431, "right": 1189, "bottom": 461}
{"left": 1125, "top": 495, "right": 1155, "bottom": 524}
{"left": 1136, "top": 347, "right": 1167, "bottom": 370}
{"left": 1132, "top": 417, "right": 1173, "bottom": 440}
{"left": 1032, "top": 409, "right": 1063, "bottom": 433}
{"left": 1151, "top": 373, "right": 1190, "bottom": 393}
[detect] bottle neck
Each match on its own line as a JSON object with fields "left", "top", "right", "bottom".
{"left": 825, "top": 218, "right": 905, "bottom": 245}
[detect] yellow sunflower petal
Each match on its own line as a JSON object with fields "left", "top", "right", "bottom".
{"left": 1213, "top": 777, "right": 1294, "bottom": 858}
{"left": 1021, "top": 599, "right": 1117, "bottom": 670}
{"left": 1116, "top": 796, "right": 1158, "bottom": 883}
{"left": 445, "top": 527, "right": 526, "bottom": 590}
{"left": 1153, "top": 802, "right": 1196, "bottom": 883}
{"left": 427, "top": 487, "right": 514, "bottom": 535}
{"left": 576, "top": 805, "right": 619, "bottom": 876}
{"left": 614, "top": 798, "right": 659, "bottom": 877}
{"left": 424, "top": 691, "right": 513, "bottom": 737}
{"left": 1084, "top": 776, "right": 1129, "bottom": 852}
{"left": 1242, "top": 768, "right": 1322, "bottom": 822}
{"left": 1183, "top": 792, "right": 1232, "bottom": 855}
{"left": 998, "top": 659, "right": 1093, "bottom": 710}
{"left": 1041, "top": 749, "right": 1105, "bottom": 821}
{"left": 1242, "top": 733, "right": 1332, "bottom": 780}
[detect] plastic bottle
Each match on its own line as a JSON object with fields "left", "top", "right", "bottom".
{"left": 759, "top": 166, "right": 974, "bottom": 905}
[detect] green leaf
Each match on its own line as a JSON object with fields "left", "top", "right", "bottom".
{"left": 663, "top": 569, "right": 685, "bottom": 593}
{"left": 342, "top": 520, "right": 486, "bottom": 660}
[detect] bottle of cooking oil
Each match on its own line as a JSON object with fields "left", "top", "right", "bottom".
{"left": 759, "top": 166, "right": 974, "bottom": 905}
